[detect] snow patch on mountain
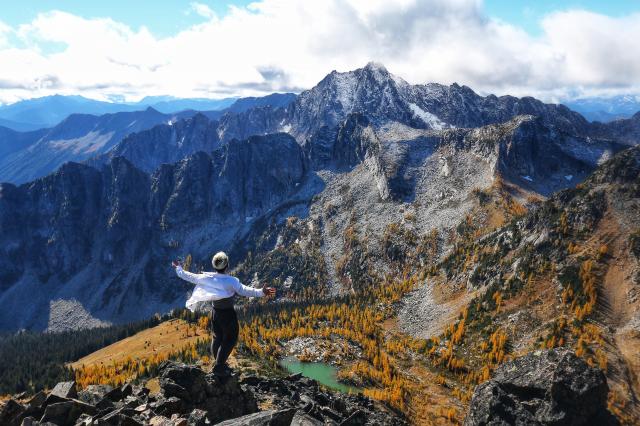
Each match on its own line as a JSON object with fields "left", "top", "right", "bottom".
{"left": 408, "top": 103, "right": 449, "bottom": 130}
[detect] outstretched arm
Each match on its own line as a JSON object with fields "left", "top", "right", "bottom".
{"left": 172, "top": 261, "right": 203, "bottom": 286}
{"left": 232, "top": 279, "right": 276, "bottom": 298}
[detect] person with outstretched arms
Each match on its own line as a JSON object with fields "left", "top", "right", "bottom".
{"left": 173, "top": 251, "right": 276, "bottom": 377}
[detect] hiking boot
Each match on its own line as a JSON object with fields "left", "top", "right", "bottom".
{"left": 213, "top": 364, "right": 233, "bottom": 377}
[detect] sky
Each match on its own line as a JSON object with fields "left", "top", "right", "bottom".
{"left": 0, "top": 0, "right": 639, "bottom": 104}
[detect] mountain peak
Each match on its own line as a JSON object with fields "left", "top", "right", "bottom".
{"left": 363, "top": 61, "right": 388, "bottom": 72}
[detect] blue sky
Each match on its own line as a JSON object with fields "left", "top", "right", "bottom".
{"left": 0, "top": 0, "right": 639, "bottom": 103}
{"left": 2, "top": 0, "right": 637, "bottom": 38}
{"left": 0, "top": 1, "right": 253, "bottom": 37}
{"left": 485, "top": 0, "right": 640, "bottom": 34}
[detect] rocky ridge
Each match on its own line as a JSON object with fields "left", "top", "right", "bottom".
{"left": 0, "top": 362, "right": 404, "bottom": 426}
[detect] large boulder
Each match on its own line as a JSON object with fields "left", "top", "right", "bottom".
{"left": 465, "top": 348, "right": 619, "bottom": 426}
{"left": 157, "top": 362, "right": 258, "bottom": 422}
{"left": 49, "top": 381, "right": 78, "bottom": 399}
{"left": 289, "top": 411, "right": 323, "bottom": 426}
{"left": 216, "top": 408, "right": 296, "bottom": 426}
{"left": 78, "top": 384, "right": 114, "bottom": 405}
{"left": 0, "top": 399, "right": 26, "bottom": 426}
{"left": 40, "top": 399, "right": 97, "bottom": 424}
{"left": 159, "top": 363, "right": 208, "bottom": 404}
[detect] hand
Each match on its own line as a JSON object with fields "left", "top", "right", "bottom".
{"left": 262, "top": 287, "right": 276, "bottom": 298}
{"left": 172, "top": 260, "right": 181, "bottom": 268}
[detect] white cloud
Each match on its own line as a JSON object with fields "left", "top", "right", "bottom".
{"left": 189, "top": 2, "right": 217, "bottom": 20}
{"left": 0, "top": 20, "right": 12, "bottom": 49}
{"left": 0, "top": 1, "right": 639, "bottom": 105}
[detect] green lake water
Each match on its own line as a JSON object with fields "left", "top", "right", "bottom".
{"left": 279, "top": 357, "right": 360, "bottom": 394}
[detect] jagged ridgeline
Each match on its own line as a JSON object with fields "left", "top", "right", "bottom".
{"left": 1, "top": 63, "right": 635, "bottom": 332}
{"left": 0, "top": 63, "right": 639, "bottom": 424}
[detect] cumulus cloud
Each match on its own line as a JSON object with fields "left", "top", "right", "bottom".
{"left": 0, "top": 0, "right": 639, "bottom": 104}
{"left": 0, "top": 20, "right": 12, "bottom": 49}
{"left": 190, "top": 2, "right": 217, "bottom": 20}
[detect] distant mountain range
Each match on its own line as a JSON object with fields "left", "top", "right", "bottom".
{"left": 0, "top": 93, "right": 297, "bottom": 183}
{"left": 0, "top": 93, "right": 297, "bottom": 131}
{"left": 0, "top": 108, "right": 184, "bottom": 184}
{"left": 564, "top": 95, "right": 640, "bottom": 122}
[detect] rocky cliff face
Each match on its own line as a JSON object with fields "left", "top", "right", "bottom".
{"left": 589, "top": 111, "right": 640, "bottom": 146}
{"left": 0, "top": 133, "right": 307, "bottom": 331}
{"left": 92, "top": 113, "right": 222, "bottom": 173}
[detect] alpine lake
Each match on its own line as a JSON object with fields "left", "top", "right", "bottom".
{"left": 279, "top": 357, "right": 361, "bottom": 394}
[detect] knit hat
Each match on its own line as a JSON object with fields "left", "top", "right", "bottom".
{"left": 212, "top": 251, "right": 229, "bottom": 271}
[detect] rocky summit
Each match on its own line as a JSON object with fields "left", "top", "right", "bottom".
{"left": 0, "top": 362, "right": 405, "bottom": 426}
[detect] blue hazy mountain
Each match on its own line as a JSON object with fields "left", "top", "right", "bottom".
{"left": 0, "top": 94, "right": 287, "bottom": 130}
{"left": 0, "top": 117, "right": 43, "bottom": 132}
{"left": 225, "top": 93, "right": 296, "bottom": 113}
{"left": 0, "top": 126, "right": 49, "bottom": 159}
{"left": 134, "top": 96, "right": 238, "bottom": 114}
{"left": 0, "top": 108, "right": 181, "bottom": 184}
{"left": 0, "top": 93, "right": 299, "bottom": 183}
{"left": 565, "top": 95, "right": 640, "bottom": 122}
{"left": 0, "top": 95, "right": 145, "bottom": 130}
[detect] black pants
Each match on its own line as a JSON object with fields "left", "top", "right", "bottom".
{"left": 211, "top": 308, "right": 239, "bottom": 367}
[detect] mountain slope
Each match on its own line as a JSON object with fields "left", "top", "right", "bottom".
{"left": 90, "top": 113, "right": 221, "bottom": 173}
{"left": 0, "top": 112, "right": 629, "bottom": 332}
{"left": 0, "top": 118, "right": 42, "bottom": 132}
{"left": 589, "top": 111, "right": 640, "bottom": 146}
{"left": 225, "top": 92, "right": 296, "bottom": 113}
{"left": 0, "top": 133, "right": 308, "bottom": 331}
{"left": 0, "top": 126, "right": 48, "bottom": 159}
{"left": 0, "top": 108, "right": 176, "bottom": 184}
{"left": 212, "top": 63, "right": 637, "bottom": 164}
{"left": 398, "top": 145, "right": 640, "bottom": 422}
{"left": 99, "top": 63, "right": 633, "bottom": 182}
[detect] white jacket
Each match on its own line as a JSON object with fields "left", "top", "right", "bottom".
{"left": 175, "top": 266, "right": 264, "bottom": 311}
